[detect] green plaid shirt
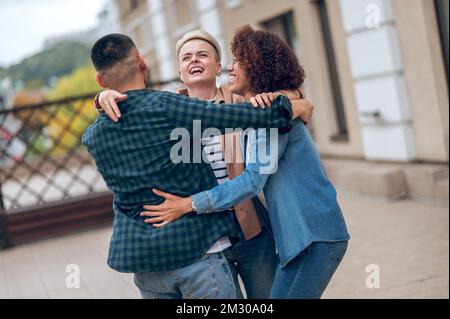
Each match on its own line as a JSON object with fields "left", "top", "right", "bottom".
{"left": 82, "top": 89, "right": 292, "bottom": 273}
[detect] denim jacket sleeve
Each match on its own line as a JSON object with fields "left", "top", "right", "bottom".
{"left": 191, "top": 128, "right": 289, "bottom": 214}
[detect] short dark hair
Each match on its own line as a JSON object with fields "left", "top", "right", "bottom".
{"left": 231, "top": 25, "right": 306, "bottom": 94}
{"left": 91, "top": 34, "right": 136, "bottom": 71}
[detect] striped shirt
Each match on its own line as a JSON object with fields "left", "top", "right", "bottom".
{"left": 203, "top": 99, "right": 231, "bottom": 254}
{"left": 202, "top": 135, "right": 229, "bottom": 185}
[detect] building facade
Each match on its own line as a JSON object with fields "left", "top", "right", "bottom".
{"left": 113, "top": 0, "right": 449, "bottom": 164}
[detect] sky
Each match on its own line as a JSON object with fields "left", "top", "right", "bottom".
{"left": 0, "top": 0, "right": 107, "bottom": 67}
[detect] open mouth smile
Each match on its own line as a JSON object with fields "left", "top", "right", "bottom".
{"left": 189, "top": 66, "right": 205, "bottom": 75}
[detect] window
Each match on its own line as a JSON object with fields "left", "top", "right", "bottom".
{"left": 435, "top": 0, "right": 449, "bottom": 86}
{"left": 261, "top": 11, "right": 300, "bottom": 56}
{"left": 130, "top": 0, "right": 140, "bottom": 10}
{"left": 312, "top": 0, "right": 348, "bottom": 141}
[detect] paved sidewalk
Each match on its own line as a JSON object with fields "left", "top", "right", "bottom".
{"left": 324, "top": 192, "right": 448, "bottom": 299}
{"left": 0, "top": 192, "right": 448, "bottom": 299}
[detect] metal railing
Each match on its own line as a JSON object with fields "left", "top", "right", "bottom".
{"left": 0, "top": 78, "right": 181, "bottom": 212}
{"left": 0, "top": 78, "right": 181, "bottom": 248}
{"left": 0, "top": 93, "right": 103, "bottom": 212}
{"left": 0, "top": 92, "right": 113, "bottom": 248}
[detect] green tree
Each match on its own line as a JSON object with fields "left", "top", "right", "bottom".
{"left": 1, "top": 42, "right": 91, "bottom": 89}
{"left": 45, "top": 64, "right": 100, "bottom": 155}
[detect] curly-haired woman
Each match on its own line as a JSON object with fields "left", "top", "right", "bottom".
{"left": 140, "top": 25, "right": 350, "bottom": 299}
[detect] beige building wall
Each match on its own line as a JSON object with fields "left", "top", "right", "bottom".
{"left": 114, "top": 0, "right": 161, "bottom": 82}
{"left": 220, "top": 0, "right": 448, "bottom": 162}
{"left": 394, "top": 0, "right": 449, "bottom": 161}
{"left": 116, "top": 0, "right": 228, "bottom": 88}
{"left": 113, "top": 0, "right": 448, "bottom": 163}
{"left": 219, "top": 0, "right": 365, "bottom": 159}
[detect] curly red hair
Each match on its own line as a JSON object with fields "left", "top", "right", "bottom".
{"left": 231, "top": 25, "right": 305, "bottom": 94}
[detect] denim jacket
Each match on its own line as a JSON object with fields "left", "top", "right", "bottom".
{"left": 192, "top": 120, "right": 350, "bottom": 267}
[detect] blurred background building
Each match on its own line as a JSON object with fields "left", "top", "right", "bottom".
{"left": 112, "top": 0, "right": 449, "bottom": 204}
{"left": 114, "top": 0, "right": 449, "bottom": 163}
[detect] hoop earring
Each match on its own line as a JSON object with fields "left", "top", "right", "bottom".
{"left": 217, "top": 72, "right": 222, "bottom": 76}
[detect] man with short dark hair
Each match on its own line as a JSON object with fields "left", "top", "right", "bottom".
{"left": 83, "top": 33, "right": 297, "bottom": 299}
{"left": 91, "top": 34, "right": 150, "bottom": 95}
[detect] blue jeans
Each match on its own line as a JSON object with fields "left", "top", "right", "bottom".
{"left": 270, "top": 241, "right": 348, "bottom": 299}
{"left": 134, "top": 252, "right": 242, "bottom": 299}
{"left": 224, "top": 228, "right": 278, "bottom": 299}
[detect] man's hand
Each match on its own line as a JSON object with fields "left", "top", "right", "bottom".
{"left": 141, "top": 189, "right": 193, "bottom": 227}
{"left": 97, "top": 90, "right": 127, "bottom": 122}
{"left": 292, "top": 99, "right": 314, "bottom": 123}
